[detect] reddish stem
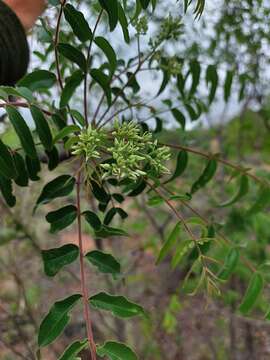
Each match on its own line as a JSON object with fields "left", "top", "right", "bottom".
{"left": 76, "top": 171, "right": 97, "bottom": 360}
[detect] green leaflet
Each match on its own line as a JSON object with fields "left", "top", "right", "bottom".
{"left": 154, "top": 117, "right": 163, "bottom": 133}
{"left": 99, "top": 0, "right": 119, "bottom": 31}
{"left": 95, "top": 36, "right": 117, "bottom": 76}
{"left": 188, "top": 224, "right": 214, "bottom": 261}
{"left": 85, "top": 250, "right": 121, "bottom": 275}
{"left": 147, "top": 196, "right": 164, "bottom": 207}
{"left": 127, "top": 180, "right": 147, "bottom": 197}
{"left": 18, "top": 70, "right": 57, "bottom": 91}
{"left": 104, "top": 207, "right": 128, "bottom": 225}
{"left": 90, "top": 69, "right": 112, "bottom": 105}
{"left": 193, "top": 0, "right": 206, "bottom": 18}
{"left": 118, "top": 3, "right": 130, "bottom": 43}
{"left": 38, "top": 294, "right": 82, "bottom": 347}
{"left": 247, "top": 186, "right": 270, "bottom": 215}
{"left": 219, "top": 248, "right": 240, "bottom": 281}
{"left": 0, "top": 176, "right": 16, "bottom": 207}
{"left": 89, "top": 292, "right": 145, "bottom": 318}
{"left": 57, "top": 43, "right": 87, "bottom": 71}
{"left": 156, "top": 222, "right": 181, "bottom": 264}
{"left": 191, "top": 159, "right": 217, "bottom": 194}
{"left": 63, "top": 4, "right": 92, "bottom": 42}
{"left": 58, "top": 339, "right": 88, "bottom": 360}
{"left": 95, "top": 225, "right": 129, "bottom": 238}
{"left": 165, "top": 150, "right": 188, "bottom": 184}
{"left": 112, "top": 193, "right": 125, "bottom": 203}
{"left": 126, "top": 72, "right": 140, "bottom": 93}
{"left": 139, "top": 0, "right": 151, "bottom": 9}
{"left": 0, "top": 139, "right": 17, "bottom": 179}
{"left": 157, "top": 68, "right": 170, "bottom": 96}
{"left": 53, "top": 125, "right": 81, "bottom": 144}
{"left": 13, "top": 152, "right": 28, "bottom": 187}
{"left": 224, "top": 70, "right": 234, "bottom": 102}
{"left": 171, "top": 108, "right": 186, "bottom": 130}
{"left": 189, "top": 60, "right": 201, "bottom": 97}
{"left": 206, "top": 64, "right": 218, "bottom": 105}
{"left": 42, "top": 244, "right": 79, "bottom": 277}
{"left": 186, "top": 216, "right": 207, "bottom": 227}
{"left": 30, "top": 105, "right": 53, "bottom": 151}
{"left": 169, "top": 194, "right": 192, "bottom": 202}
{"left": 46, "top": 146, "right": 60, "bottom": 171}
{"left": 83, "top": 210, "right": 102, "bottom": 230}
{"left": 177, "top": 73, "right": 186, "bottom": 98}
{"left": 184, "top": 102, "right": 201, "bottom": 121}
{"left": 52, "top": 113, "right": 67, "bottom": 130}
{"left": 97, "top": 341, "right": 138, "bottom": 360}
{"left": 239, "top": 73, "right": 247, "bottom": 101}
{"left": 6, "top": 106, "right": 38, "bottom": 159}
{"left": 26, "top": 155, "right": 41, "bottom": 181}
{"left": 69, "top": 110, "right": 85, "bottom": 127}
{"left": 219, "top": 175, "right": 249, "bottom": 207}
{"left": 151, "top": 0, "right": 157, "bottom": 10}
{"left": 239, "top": 273, "right": 264, "bottom": 315}
{"left": 46, "top": 205, "right": 77, "bottom": 233}
{"left": 91, "top": 180, "right": 111, "bottom": 203}
{"left": 60, "top": 70, "right": 84, "bottom": 108}
{"left": 171, "top": 240, "right": 194, "bottom": 269}
{"left": 35, "top": 175, "right": 76, "bottom": 210}
{"left": 184, "top": 0, "right": 189, "bottom": 12}
{"left": 133, "top": 0, "right": 142, "bottom": 20}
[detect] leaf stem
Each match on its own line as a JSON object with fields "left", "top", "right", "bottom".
{"left": 146, "top": 180, "right": 203, "bottom": 258}
{"left": 160, "top": 183, "right": 257, "bottom": 273}
{"left": 163, "top": 142, "right": 269, "bottom": 186}
{"left": 76, "top": 168, "right": 97, "bottom": 360}
{"left": 0, "top": 101, "right": 52, "bottom": 116}
{"left": 97, "top": 46, "right": 158, "bottom": 127}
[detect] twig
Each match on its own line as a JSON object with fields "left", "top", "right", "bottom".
{"left": 0, "top": 101, "right": 53, "bottom": 116}
{"left": 180, "top": 199, "right": 257, "bottom": 273}
{"left": 99, "top": 102, "right": 154, "bottom": 129}
{"left": 160, "top": 184, "right": 257, "bottom": 273}
{"left": 97, "top": 46, "right": 158, "bottom": 127}
{"left": 76, "top": 169, "right": 97, "bottom": 360}
{"left": 92, "top": 56, "right": 142, "bottom": 125}
{"left": 146, "top": 181, "right": 203, "bottom": 258}
{"left": 163, "top": 142, "right": 269, "bottom": 186}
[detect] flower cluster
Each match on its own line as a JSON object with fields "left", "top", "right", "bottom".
{"left": 71, "top": 125, "right": 106, "bottom": 161}
{"left": 71, "top": 121, "right": 171, "bottom": 181}
{"left": 150, "top": 15, "right": 183, "bottom": 48}
{"left": 134, "top": 15, "right": 148, "bottom": 35}
{"left": 161, "top": 56, "right": 182, "bottom": 76}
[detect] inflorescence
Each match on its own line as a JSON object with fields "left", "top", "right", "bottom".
{"left": 71, "top": 121, "right": 171, "bottom": 181}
